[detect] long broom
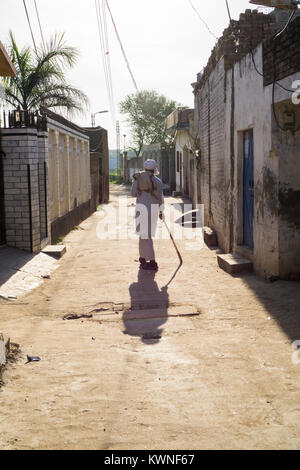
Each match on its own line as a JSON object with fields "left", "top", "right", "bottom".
{"left": 161, "top": 216, "right": 183, "bottom": 288}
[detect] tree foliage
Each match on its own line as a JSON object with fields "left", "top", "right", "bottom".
{"left": 120, "top": 90, "right": 179, "bottom": 157}
{"left": 2, "top": 31, "right": 88, "bottom": 116}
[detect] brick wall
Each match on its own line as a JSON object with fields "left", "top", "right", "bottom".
{"left": 196, "top": 62, "right": 229, "bottom": 251}
{"left": 263, "top": 14, "right": 300, "bottom": 86}
{"left": 1, "top": 128, "right": 47, "bottom": 252}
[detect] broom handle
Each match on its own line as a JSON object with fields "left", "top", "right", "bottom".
{"left": 162, "top": 218, "right": 183, "bottom": 265}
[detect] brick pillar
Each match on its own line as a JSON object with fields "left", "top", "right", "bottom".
{"left": 38, "top": 130, "right": 49, "bottom": 247}
{"left": 1, "top": 128, "right": 49, "bottom": 253}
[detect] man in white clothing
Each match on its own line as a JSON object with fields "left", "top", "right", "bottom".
{"left": 131, "top": 159, "right": 164, "bottom": 270}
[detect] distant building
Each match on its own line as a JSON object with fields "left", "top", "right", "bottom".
{"left": 165, "top": 107, "right": 196, "bottom": 202}
{"left": 109, "top": 149, "right": 135, "bottom": 172}
{"left": 84, "top": 126, "right": 109, "bottom": 205}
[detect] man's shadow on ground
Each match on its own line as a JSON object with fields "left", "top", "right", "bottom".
{"left": 123, "top": 269, "right": 169, "bottom": 345}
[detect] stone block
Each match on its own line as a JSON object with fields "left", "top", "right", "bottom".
{"left": 217, "top": 254, "right": 253, "bottom": 275}
{"left": 42, "top": 245, "right": 66, "bottom": 259}
{"left": 204, "top": 226, "right": 218, "bottom": 247}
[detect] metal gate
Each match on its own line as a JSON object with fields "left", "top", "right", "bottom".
{"left": 243, "top": 130, "right": 254, "bottom": 249}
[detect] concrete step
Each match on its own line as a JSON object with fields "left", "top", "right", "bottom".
{"left": 42, "top": 245, "right": 66, "bottom": 259}
{"left": 217, "top": 253, "right": 253, "bottom": 275}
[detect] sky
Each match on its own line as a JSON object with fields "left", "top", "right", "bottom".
{"left": 0, "top": 0, "right": 272, "bottom": 149}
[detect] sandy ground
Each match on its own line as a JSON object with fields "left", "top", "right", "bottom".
{"left": 0, "top": 184, "right": 299, "bottom": 450}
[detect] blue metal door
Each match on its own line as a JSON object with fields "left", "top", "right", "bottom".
{"left": 243, "top": 130, "right": 254, "bottom": 249}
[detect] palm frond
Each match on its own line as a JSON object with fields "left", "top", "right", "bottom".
{"left": 2, "top": 31, "right": 87, "bottom": 115}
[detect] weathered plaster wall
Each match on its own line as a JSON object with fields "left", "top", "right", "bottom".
{"left": 272, "top": 97, "right": 300, "bottom": 277}
{"left": 193, "top": 10, "right": 299, "bottom": 278}
{"left": 228, "top": 45, "right": 279, "bottom": 276}
{"left": 229, "top": 45, "right": 300, "bottom": 278}
{"left": 47, "top": 117, "right": 91, "bottom": 227}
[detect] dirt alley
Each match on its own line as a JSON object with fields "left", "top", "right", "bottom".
{"left": 0, "top": 184, "right": 300, "bottom": 450}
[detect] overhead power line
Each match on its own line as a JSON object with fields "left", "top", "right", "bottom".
{"left": 274, "top": 8, "right": 296, "bottom": 38}
{"left": 95, "top": 0, "right": 116, "bottom": 125}
{"left": 105, "top": 0, "right": 139, "bottom": 91}
{"left": 225, "top": 0, "right": 232, "bottom": 23}
{"left": 34, "top": 0, "right": 45, "bottom": 49}
{"left": 23, "top": 0, "right": 37, "bottom": 53}
{"left": 272, "top": 10, "right": 299, "bottom": 132}
{"left": 188, "top": 0, "right": 218, "bottom": 40}
{"left": 101, "top": 0, "right": 116, "bottom": 122}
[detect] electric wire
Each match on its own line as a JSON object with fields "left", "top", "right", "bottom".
{"left": 271, "top": 10, "right": 299, "bottom": 133}
{"left": 95, "top": 0, "right": 110, "bottom": 104}
{"left": 99, "top": 0, "right": 115, "bottom": 118}
{"left": 272, "top": 37, "right": 300, "bottom": 133}
{"left": 105, "top": 0, "right": 138, "bottom": 91}
{"left": 188, "top": 0, "right": 218, "bottom": 40}
{"left": 225, "top": 2, "right": 297, "bottom": 99}
{"left": 95, "top": 0, "right": 113, "bottom": 118}
{"left": 34, "top": 0, "right": 45, "bottom": 49}
{"left": 23, "top": 0, "right": 37, "bottom": 54}
{"left": 95, "top": 0, "right": 116, "bottom": 125}
{"left": 225, "top": 0, "right": 232, "bottom": 23}
{"left": 274, "top": 9, "right": 296, "bottom": 39}
{"left": 224, "top": 0, "right": 299, "bottom": 133}
{"left": 101, "top": 0, "right": 116, "bottom": 122}
{"left": 250, "top": 48, "right": 295, "bottom": 93}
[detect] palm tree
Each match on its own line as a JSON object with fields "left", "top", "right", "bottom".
{"left": 2, "top": 31, "right": 88, "bottom": 116}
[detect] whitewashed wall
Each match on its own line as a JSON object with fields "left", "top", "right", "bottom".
{"left": 47, "top": 118, "right": 90, "bottom": 225}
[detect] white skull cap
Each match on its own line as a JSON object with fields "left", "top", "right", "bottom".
{"left": 144, "top": 159, "right": 157, "bottom": 170}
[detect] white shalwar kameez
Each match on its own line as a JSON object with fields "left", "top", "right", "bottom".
{"left": 131, "top": 175, "right": 164, "bottom": 261}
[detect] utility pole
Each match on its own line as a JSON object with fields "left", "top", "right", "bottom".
{"left": 121, "top": 134, "right": 126, "bottom": 178}
{"left": 116, "top": 121, "right": 120, "bottom": 172}
{"left": 123, "top": 134, "right": 127, "bottom": 182}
